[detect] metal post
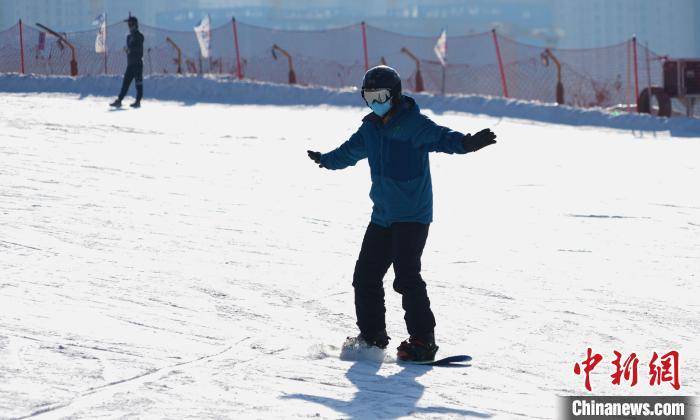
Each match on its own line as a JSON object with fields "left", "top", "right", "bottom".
{"left": 400, "top": 47, "right": 424, "bottom": 92}
{"left": 632, "top": 36, "right": 639, "bottom": 112}
{"left": 645, "top": 41, "right": 652, "bottom": 110}
{"left": 103, "top": 14, "right": 108, "bottom": 74}
{"left": 232, "top": 17, "right": 243, "bottom": 79}
{"left": 626, "top": 39, "right": 632, "bottom": 112}
{"left": 688, "top": 98, "right": 695, "bottom": 118}
{"left": 361, "top": 21, "right": 369, "bottom": 72}
{"left": 492, "top": 29, "right": 509, "bottom": 98}
{"left": 19, "top": 19, "right": 25, "bottom": 74}
{"left": 441, "top": 66, "right": 446, "bottom": 95}
{"left": 37, "top": 23, "right": 78, "bottom": 76}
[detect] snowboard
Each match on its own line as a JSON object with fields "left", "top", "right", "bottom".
{"left": 108, "top": 103, "right": 140, "bottom": 109}
{"left": 337, "top": 337, "right": 471, "bottom": 366}
{"left": 398, "top": 354, "right": 472, "bottom": 366}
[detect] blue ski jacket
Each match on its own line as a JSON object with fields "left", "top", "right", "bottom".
{"left": 320, "top": 95, "right": 467, "bottom": 227}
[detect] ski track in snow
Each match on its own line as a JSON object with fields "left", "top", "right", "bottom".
{"left": 1, "top": 93, "right": 699, "bottom": 419}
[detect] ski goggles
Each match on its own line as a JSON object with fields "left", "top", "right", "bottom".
{"left": 362, "top": 88, "right": 392, "bottom": 105}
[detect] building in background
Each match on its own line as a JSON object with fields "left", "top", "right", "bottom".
{"left": 695, "top": 2, "right": 700, "bottom": 57}
{"left": 375, "top": 0, "right": 557, "bottom": 45}
{"left": 0, "top": 0, "right": 103, "bottom": 31}
{"left": 0, "top": 0, "right": 697, "bottom": 56}
{"left": 553, "top": 0, "right": 698, "bottom": 57}
{"left": 0, "top": 0, "right": 192, "bottom": 30}
{"left": 154, "top": 0, "right": 556, "bottom": 47}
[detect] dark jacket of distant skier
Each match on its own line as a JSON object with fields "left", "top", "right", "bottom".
{"left": 111, "top": 17, "right": 144, "bottom": 107}
{"left": 126, "top": 30, "right": 144, "bottom": 66}
{"left": 320, "top": 95, "right": 467, "bottom": 227}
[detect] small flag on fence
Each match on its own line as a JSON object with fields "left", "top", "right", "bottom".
{"left": 194, "top": 15, "right": 211, "bottom": 58}
{"left": 434, "top": 29, "right": 447, "bottom": 66}
{"left": 93, "top": 13, "right": 106, "bottom": 53}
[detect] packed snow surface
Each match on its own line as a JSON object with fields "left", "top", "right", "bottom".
{"left": 2, "top": 74, "right": 700, "bottom": 136}
{"left": 1, "top": 92, "right": 698, "bottom": 419}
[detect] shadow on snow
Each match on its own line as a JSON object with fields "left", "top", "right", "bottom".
{"left": 281, "top": 361, "right": 491, "bottom": 419}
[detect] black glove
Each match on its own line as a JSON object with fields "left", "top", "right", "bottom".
{"left": 462, "top": 128, "right": 497, "bottom": 153}
{"left": 307, "top": 150, "right": 325, "bottom": 168}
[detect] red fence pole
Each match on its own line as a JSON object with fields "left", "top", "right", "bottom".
{"left": 492, "top": 29, "right": 508, "bottom": 98}
{"left": 632, "top": 36, "right": 639, "bottom": 112}
{"left": 104, "top": 15, "right": 108, "bottom": 74}
{"left": 361, "top": 21, "right": 369, "bottom": 72}
{"left": 105, "top": 13, "right": 109, "bottom": 75}
{"left": 18, "top": 19, "right": 25, "bottom": 74}
{"left": 232, "top": 17, "right": 243, "bottom": 79}
{"left": 626, "top": 39, "right": 631, "bottom": 112}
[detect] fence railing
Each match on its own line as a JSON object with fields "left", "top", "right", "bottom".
{"left": 0, "top": 18, "right": 667, "bottom": 111}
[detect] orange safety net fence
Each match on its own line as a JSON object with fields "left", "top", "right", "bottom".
{"left": 0, "top": 19, "right": 669, "bottom": 110}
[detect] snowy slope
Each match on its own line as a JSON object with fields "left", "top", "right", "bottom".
{"left": 1, "top": 93, "right": 699, "bottom": 419}
{"left": 2, "top": 74, "right": 700, "bottom": 137}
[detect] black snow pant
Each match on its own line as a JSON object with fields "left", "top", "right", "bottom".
{"left": 117, "top": 62, "right": 143, "bottom": 102}
{"left": 353, "top": 222, "right": 436, "bottom": 341}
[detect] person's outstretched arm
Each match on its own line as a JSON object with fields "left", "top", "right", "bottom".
{"left": 412, "top": 114, "right": 496, "bottom": 154}
{"left": 307, "top": 129, "right": 367, "bottom": 170}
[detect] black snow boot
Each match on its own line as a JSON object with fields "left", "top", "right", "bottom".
{"left": 109, "top": 99, "right": 122, "bottom": 107}
{"left": 397, "top": 334, "right": 438, "bottom": 362}
{"left": 130, "top": 101, "right": 141, "bottom": 108}
{"left": 344, "top": 330, "right": 390, "bottom": 350}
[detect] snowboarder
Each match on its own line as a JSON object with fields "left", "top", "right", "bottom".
{"left": 110, "top": 16, "right": 144, "bottom": 108}
{"left": 307, "top": 65, "right": 496, "bottom": 362}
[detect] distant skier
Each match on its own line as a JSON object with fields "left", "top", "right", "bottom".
{"left": 307, "top": 65, "right": 496, "bottom": 362}
{"left": 110, "top": 16, "right": 144, "bottom": 108}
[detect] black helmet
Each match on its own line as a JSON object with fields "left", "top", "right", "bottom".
{"left": 126, "top": 16, "right": 138, "bottom": 26}
{"left": 362, "top": 65, "right": 402, "bottom": 106}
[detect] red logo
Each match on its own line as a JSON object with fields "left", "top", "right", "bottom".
{"left": 649, "top": 351, "right": 680, "bottom": 390}
{"left": 574, "top": 348, "right": 680, "bottom": 392}
{"left": 611, "top": 351, "right": 639, "bottom": 386}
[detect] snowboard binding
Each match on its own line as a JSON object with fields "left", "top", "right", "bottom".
{"left": 396, "top": 336, "right": 439, "bottom": 362}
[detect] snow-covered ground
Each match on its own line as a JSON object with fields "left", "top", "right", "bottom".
{"left": 1, "top": 92, "right": 698, "bottom": 419}
{"left": 2, "top": 74, "right": 700, "bottom": 136}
